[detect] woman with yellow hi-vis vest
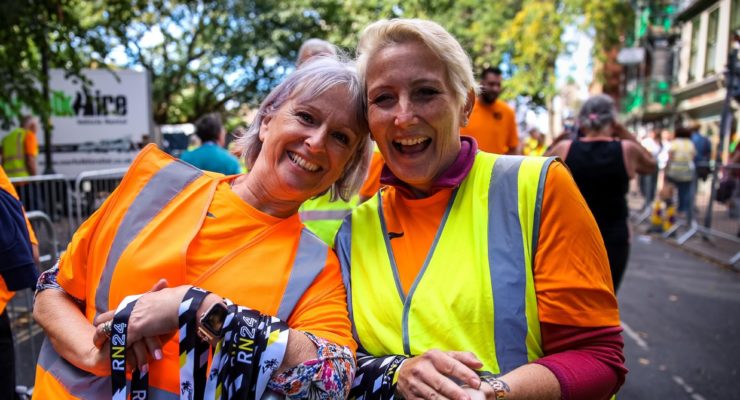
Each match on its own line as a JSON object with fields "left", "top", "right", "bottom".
{"left": 32, "top": 57, "right": 373, "bottom": 399}
{"left": 340, "top": 19, "right": 627, "bottom": 400}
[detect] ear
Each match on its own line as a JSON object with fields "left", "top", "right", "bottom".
{"left": 259, "top": 114, "right": 273, "bottom": 142}
{"left": 460, "top": 89, "right": 476, "bottom": 127}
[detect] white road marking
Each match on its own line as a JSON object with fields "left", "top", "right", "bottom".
{"left": 672, "top": 375, "right": 706, "bottom": 400}
{"left": 621, "top": 321, "right": 649, "bottom": 351}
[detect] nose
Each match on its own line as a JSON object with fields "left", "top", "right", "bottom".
{"left": 394, "top": 96, "right": 416, "bottom": 128}
{"left": 304, "top": 126, "right": 328, "bottom": 152}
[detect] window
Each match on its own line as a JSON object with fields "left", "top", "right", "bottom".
{"left": 705, "top": 8, "right": 719, "bottom": 75}
{"left": 733, "top": 0, "right": 740, "bottom": 32}
{"left": 688, "top": 16, "right": 700, "bottom": 81}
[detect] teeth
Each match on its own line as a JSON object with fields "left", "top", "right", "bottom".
{"left": 288, "top": 152, "right": 320, "bottom": 172}
{"left": 394, "top": 137, "right": 428, "bottom": 146}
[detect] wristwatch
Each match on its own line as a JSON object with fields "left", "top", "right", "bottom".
{"left": 197, "top": 300, "right": 229, "bottom": 343}
{"left": 482, "top": 376, "right": 508, "bottom": 399}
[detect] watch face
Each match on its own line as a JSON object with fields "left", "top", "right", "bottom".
{"left": 204, "top": 302, "right": 228, "bottom": 335}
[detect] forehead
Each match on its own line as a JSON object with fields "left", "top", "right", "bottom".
{"left": 292, "top": 85, "right": 363, "bottom": 129}
{"left": 482, "top": 72, "right": 501, "bottom": 84}
{"left": 366, "top": 41, "right": 448, "bottom": 88}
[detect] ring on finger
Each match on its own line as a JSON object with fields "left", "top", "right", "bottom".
{"left": 102, "top": 321, "right": 112, "bottom": 338}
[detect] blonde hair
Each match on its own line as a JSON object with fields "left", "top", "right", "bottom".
{"left": 356, "top": 18, "right": 478, "bottom": 109}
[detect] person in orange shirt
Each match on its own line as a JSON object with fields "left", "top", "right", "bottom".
{"left": 342, "top": 19, "right": 625, "bottom": 400}
{"left": 460, "top": 67, "right": 519, "bottom": 155}
{"left": 0, "top": 165, "right": 39, "bottom": 399}
{"left": 1, "top": 115, "right": 39, "bottom": 177}
{"left": 32, "top": 57, "right": 372, "bottom": 399}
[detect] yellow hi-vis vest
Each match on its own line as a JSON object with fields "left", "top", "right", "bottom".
{"left": 336, "top": 152, "right": 556, "bottom": 375}
{"left": 299, "top": 193, "right": 358, "bottom": 247}
{"left": 2, "top": 128, "right": 29, "bottom": 177}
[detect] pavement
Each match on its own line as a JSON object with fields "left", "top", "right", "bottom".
{"left": 618, "top": 232, "right": 740, "bottom": 399}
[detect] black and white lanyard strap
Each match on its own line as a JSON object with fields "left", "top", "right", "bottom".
{"left": 179, "top": 287, "right": 211, "bottom": 400}
{"left": 110, "top": 294, "right": 147, "bottom": 400}
{"left": 203, "top": 304, "right": 290, "bottom": 400}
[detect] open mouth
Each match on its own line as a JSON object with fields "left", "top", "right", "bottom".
{"left": 393, "top": 137, "right": 431, "bottom": 154}
{"left": 288, "top": 151, "right": 321, "bottom": 172}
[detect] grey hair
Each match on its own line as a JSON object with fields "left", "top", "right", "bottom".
{"left": 578, "top": 95, "right": 617, "bottom": 132}
{"left": 297, "top": 38, "right": 338, "bottom": 66}
{"left": 356, "top": 19, "right": 478, "bottom": 109}
{"left": 236, "top": 56, "right": 372, "bottom": 202}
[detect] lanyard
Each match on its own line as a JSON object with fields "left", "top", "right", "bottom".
{"left": 110, "top": 295, "right": 147, "bottom": 400}
{"left": 179, "top": 287, "right": 212, "bottom": 400}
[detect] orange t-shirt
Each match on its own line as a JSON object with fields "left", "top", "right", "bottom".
{"left": 382, "top": 162, "right": 619, "bottom": 327}
{"left": 58, "top": 176, "right": 354, "bottom": 350}
{"left": 0, "top": 166, "right": 38, "bottom": 313}
{"left": 24, "top": 131, "right": 39, "bottom": 157}
{"left": 186, "top": 180, "right": 354, "bottom": 349}
{"left": 359, "top": 150, "right": 385, "bottom": 200}
{"left": 461, "top": 98, "right": 518, "bottom": 154}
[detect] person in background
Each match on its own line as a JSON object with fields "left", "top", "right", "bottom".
{"left": 461, "top": 67, "right": 519, "bottom": 154}
{"left": 1, "top": 115, "right": 39, "bottom": 178}
{"left": 297, "top": 38, "right": 338, "bottom": 66}
{"left": 522, "top": 127, "right": 546, "bottom": 156}
{"left": 689, "top": 120, "right": 711, "bottom": 181}
{"left": 639, "top": 126, "right": 663, "bottom": 209}
{"left": 0, "top": 165, "right": 39, "bottom": 400}
{"left": 343, "top": 19, "right": 626, "bottom": 400}
{"left": 32, "top": 57, "right": 372, "bottom": 399}
{"left": 546, "top": 95, "right": 657, "bottom": 292}
{"left": 180, "top": 113, "right": 241, "bottom": 175}
{"left": 664, "top": 124, "right": 696, "bottom": 217}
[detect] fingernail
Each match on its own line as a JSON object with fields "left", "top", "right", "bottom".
{"left": 141, "top": 364, "right": 149, "bottom": 374}
{"left": 154, "top": 350, "right": 163, "bottom": 360}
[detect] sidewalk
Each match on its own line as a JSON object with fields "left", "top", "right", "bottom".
{"left": 628, "top": 183, "right": 740, "bottom": 268}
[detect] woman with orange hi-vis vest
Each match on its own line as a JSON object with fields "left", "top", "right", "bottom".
{"left": 32, "top": 57, "right": 372, "bottom": 399}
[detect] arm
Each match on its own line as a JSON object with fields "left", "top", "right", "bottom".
{"left": 25, "top": 154, "right": 38, "bottom": 176}
{"left": 527, "top": 162, "right": 626, "bottom": 400}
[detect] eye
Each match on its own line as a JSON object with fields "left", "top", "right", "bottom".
{"left": 296, "top": 111, "right": 315, "bottom": 124}
{"left": 331, "top": 131, "right": 351, "bottom": 145}
{"left": 415, "top": 87, "right": 441, "bottom": 99}
{"left": 370, "top": 93, "right": 394, "bottom": 107}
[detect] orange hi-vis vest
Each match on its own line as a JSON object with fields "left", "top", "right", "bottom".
{"left": 34, "top": 144, "right": 333, "bottom": 400}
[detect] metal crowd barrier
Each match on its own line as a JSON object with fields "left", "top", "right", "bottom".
{"left": 72, "top": 168, "right": 127, "bottom": 228}
{"left": 632, "top": 162, "right": 740, "bottom": 267}
{"left": 6, "top": 210, "right": 59, "bottom": 395}
{"left": 10, "top": 174, "right": 75, "bottom": 244}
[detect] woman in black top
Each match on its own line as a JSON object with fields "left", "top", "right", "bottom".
{"left": 547, "top": 95, "right": 656, "bottom": 291}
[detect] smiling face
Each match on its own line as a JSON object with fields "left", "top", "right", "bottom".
{"left": 250, "top": 85, "right": 362, "bottom": 203}
{"left": 366, "top": 41, "right": 468, "bottom": 194}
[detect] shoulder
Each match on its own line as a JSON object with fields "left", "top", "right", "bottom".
{"left": 495, "top": 99, "right": 515, "bottom": 114}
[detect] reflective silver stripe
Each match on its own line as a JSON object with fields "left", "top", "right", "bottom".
{"left": 299, "top": 209, "right": 352, "bottom": 221}
{"left": 377, "top": 192, "right": 406, "bottom": 304}
{"left": 37, "top": 339, "right": 178, "bottom": 399}
{"left": 531, "top": 157, "right": 557, "bottom": 260}
{"left": 276, "top": 228, "right": 328, "bottom": 321}
{"left": 488, "top": 156, "right": 528, "bottom": 374}
{"left": 399, "top": 189, "right": 458, "bottom": 356}
{"left": 94, "top": 160, "right": 203, "bottom": 316}
{"left": 335, "top": 215, "right": 362, "bottom": 346}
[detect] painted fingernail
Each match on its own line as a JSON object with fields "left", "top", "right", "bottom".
{"left": 154, "top": 350, "right": 163, "bottom": 360}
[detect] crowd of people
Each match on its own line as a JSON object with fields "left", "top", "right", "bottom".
{"left": 3, "top": 15, "right": 733, "bottom": 400}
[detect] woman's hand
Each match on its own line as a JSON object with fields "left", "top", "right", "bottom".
{"left": 395, "top": 349, "right": 483, "bottom": 400}
{"left": 93, "top": 280, "right": 185, "bottom": 371}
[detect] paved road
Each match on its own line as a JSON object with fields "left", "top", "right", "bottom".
{"left": 618, "top": 236, "right": 740, "bottom": 399}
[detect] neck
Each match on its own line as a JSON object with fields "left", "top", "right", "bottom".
{"left": 230, "top": 174, "right": 301, "bottom": 218}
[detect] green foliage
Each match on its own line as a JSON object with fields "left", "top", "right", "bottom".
{"left": 1, "top": 0, "right": 635, "bottom": 127}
